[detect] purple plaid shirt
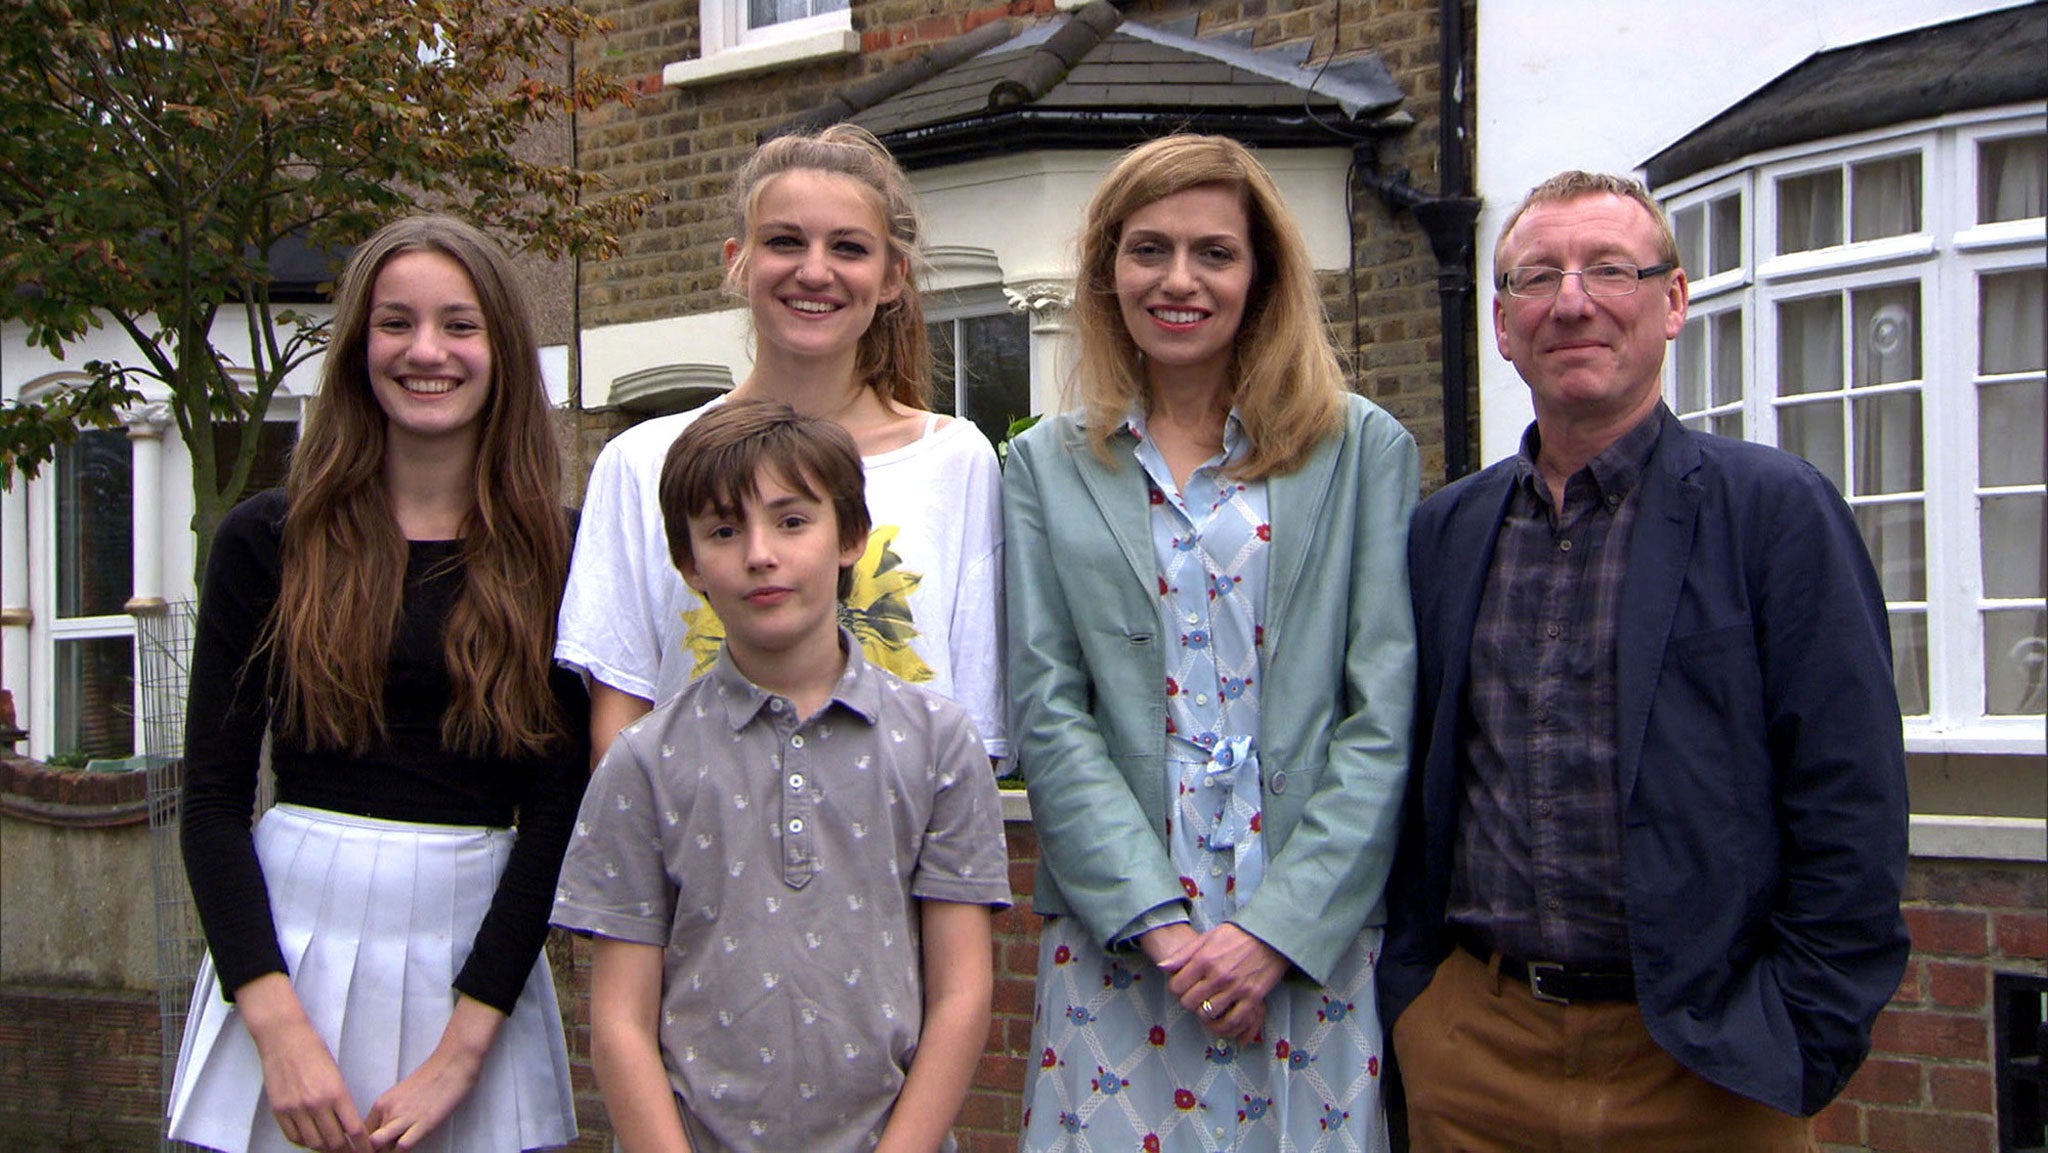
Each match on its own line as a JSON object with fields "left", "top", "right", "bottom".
{"left": 1446, "top": 406, "right": 1668, "bottom": 968}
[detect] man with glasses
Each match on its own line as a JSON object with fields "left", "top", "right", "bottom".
{"left": 1380, "top": 171, "right": 1908, "bottom": 1151}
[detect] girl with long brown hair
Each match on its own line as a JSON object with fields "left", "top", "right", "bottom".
{"left": 168, "top": 214, "right": 585, "bottom": 1152}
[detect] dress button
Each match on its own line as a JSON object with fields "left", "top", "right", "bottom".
{"left": 768, "top": 699, "right": 784, "bottom": 712}
{"left": 1545, "top": 623, "right": 1561, "bottom": 638}
{"left": 788, "top": 773, "right": 805, "bottom": 791}
{"left": 1558, "top": 538, "right": 1573, "bottom": 553}
{"left": 1269, "top": 771, "right": 1288, "bottom": 795}
{"left": 788, "top": 818, "right": 805, "bottom": 835}
{"left": 1534, "top": 799, "right": 1553, "bottom": 817}
{"left": 1545, "top": 896, "right": 1562, "bottom": 911}
{"left": 791, "top": 734, "right": 805, "bottom": 749}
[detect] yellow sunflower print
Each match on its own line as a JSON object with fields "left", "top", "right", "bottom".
{"left": 678, "top": 525, "right": 935, "bottom": 683}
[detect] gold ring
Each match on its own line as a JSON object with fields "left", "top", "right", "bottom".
{"left": 1201, "top": 999, "right": 1216, "bottom": 1017}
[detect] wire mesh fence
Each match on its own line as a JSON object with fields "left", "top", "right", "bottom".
{"left": 137, "top": 600, "right": 205, "bottom": 1153}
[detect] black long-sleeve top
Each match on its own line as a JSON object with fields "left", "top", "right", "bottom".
{"left": 180, "top": 489, "right": 590, "bottom": 1014}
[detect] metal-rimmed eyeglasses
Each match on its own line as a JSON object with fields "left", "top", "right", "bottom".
{"left": 1499, "top": 262, "right": 1676, "bottom": 298}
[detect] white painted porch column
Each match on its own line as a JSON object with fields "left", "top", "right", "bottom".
{"left": 1004, "top": 281, "right": 1075, "bottom": 417}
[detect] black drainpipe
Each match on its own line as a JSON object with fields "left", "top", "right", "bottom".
{"left": 1358, "top": 0, "right": 1481, "bottom": 483}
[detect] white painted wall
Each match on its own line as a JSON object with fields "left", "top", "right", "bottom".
{"left": 1473, "top": 0, "right": 2029, "bottom": 461}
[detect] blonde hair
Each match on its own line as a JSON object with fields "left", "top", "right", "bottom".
{"left": 1493, "top": 170, "right": 1682, "bottom": 274}
{"left": 727, "top": 124, "right": 931, "bottom": 409}
{"left": 268, "top": 214, "right": 571, "bottom": 759}
{"left": 1072, "top": 133, "right": 1343, "bottom": 479}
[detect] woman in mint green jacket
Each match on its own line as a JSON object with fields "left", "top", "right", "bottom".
{"left": 1008, "top": 134, "right": 1418, "bottom": 1151}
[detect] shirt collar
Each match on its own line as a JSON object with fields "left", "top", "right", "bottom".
{"left": 1512, "top": 402, "right": 1669, "bottom": 506}
{"left": 1122, "top": 407, "right": 1251, "bottom": 463}
{"left": 708, "top": 626, "right": 882, "bottom": 731}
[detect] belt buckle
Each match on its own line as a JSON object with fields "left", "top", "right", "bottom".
{"left": 1526, "top": 961, "right": 1570, "bottom": 1005}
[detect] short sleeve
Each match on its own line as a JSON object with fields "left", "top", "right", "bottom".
{"left": 551, "top": 729, "right": 676, "bottom": 945}
{"left": 557, "top": 428, "right": 665, "bottom": 700}
{"left": 910, "top": 704, "right": 1013, "bottom": 909}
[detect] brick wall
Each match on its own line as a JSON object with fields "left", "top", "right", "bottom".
{"left": 1816, "top": 859, "right": 2048, "bottom": 1153}
{"left": 0, "top": 987, "right": 164, "bottom": 1151}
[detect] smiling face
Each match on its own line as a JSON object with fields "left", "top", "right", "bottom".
{"left": 727, "top": 169, "right": 905, "bottom": 374}
{"left": 1113, "top": 183, "right": 1256, "bottom": 394}
{"left": 366, "top": 250, "right": 493, "bottom": 452}
{"left": 1493, "top": 192, "right": 1687, "bottom": 431}
{"left": 677, "top": 465, "right": 866, "bottom": 665}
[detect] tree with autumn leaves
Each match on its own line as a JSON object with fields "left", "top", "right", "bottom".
{"left": 0, "top": 0, "right": 652, "bottom": 569}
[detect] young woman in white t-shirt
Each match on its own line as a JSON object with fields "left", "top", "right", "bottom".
{"left": 558, "top": 125, "right": 1006, "bottom": 762}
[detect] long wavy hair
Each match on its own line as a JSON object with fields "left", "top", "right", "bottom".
{"left": 727, "top": 123, "right": 932, "bottom": 409}
{"left": 1072, "top": 134, "right": 1343, "bottom": 478}
{"left": 266, "top": 214, "right": 571, "bottom": 759}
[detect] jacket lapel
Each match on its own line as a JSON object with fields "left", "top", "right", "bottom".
{"left": 1266, "top": 428, "right": 1343, "bottom": 650}
{"left": 1615, "top": 420, "right": 1704, "bottom": 804}
{"left": 1068, "top": 427, "right": 1159, "bottom": 594}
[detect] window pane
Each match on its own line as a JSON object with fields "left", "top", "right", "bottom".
{"left": 1979, "top": 380, "right": 2046, "bottom": 487}
{"left": 1979, "top": 134, "right": 2047, "bottom": 223}
{"left": 1712, "top": 311, "right": 1744, "bottom": 407}
{"left": 1778, "top": 295, "right": 1843, "bottom": 395}
{"left": 55, "top": 429, "right": 131, "bottom": 619}
{"left": 1981, "top": 268, "right": 2047, "bottom": 376}
{"left": 1779, "top": 400, "right": 1844, "bottom": 491}
{"left": 1674, "top": 205, "right": 1705, "bottom": 279}
{"left": 1983, "top": 608, "right": 2047, "bottom": 715}
{"left": 1856, "top": 502, "right": 1926, "bottom": 601}
{"left": 54, "top": 635, "right": 134, "bottom": 760}
{"left": 957, "top": 311, "right": 1032, "bottom": 449}
{"left": 1982, "top": 493, "right": 2045, "bottom": 600}
{"left": 1778, "top": 169, "right": 1842, "bottom": 253}
{"left": 1850, "top": 154, "right": 1921, "bottom": 240}
{"left": 1891, "top": 611, "right": 1929, "bottom": 716}
{"left": 1675, "top": 318, "right": 1707, "bottom": 412}
{"left": 1852, "top": 393, "right": 1922, "bottom": 495}
{"left": 1851, "top": 283, "right": 1920, "bottom": 388}
{"left": 1709, "top": 195, "right": 1742, "bottom": 275}
{"left": 749, "top": 0, "right": 845, "bottom": 26}
{"left": 1710, "top": 412, "right": 1742, "bottom": 440}
{"left": 214, "top": 419, "right": 298, "bottom": 504}
{"left": 927, "top": 321, "right": 960, "bottom": 417}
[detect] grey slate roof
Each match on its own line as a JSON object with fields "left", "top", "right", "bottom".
{"left": 1644, "top": 3, "right": 2048, "bottom": 187}
{"left": 774, "top": 1, "right": 1410, "bottom": 166}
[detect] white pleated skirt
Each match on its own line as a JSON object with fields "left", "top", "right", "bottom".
{"left": 167, "top": 804, "right": 578, "bottom": 1152}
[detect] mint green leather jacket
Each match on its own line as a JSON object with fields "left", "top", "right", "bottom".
{"left": 1003, "top": 394, "right": 1418, "bottom": 985}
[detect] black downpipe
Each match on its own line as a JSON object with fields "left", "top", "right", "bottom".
{"left": 1358, "top": 0, "right": 1481, "bottom": 484}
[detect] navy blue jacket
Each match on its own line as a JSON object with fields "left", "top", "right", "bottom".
{"left": 1380, "top": 414, "right": 1910, "bottom": 1117}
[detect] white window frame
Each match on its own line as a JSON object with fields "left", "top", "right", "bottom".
{"left": 665, "top": 0, "right": 857, "bottom": 88}
{"left": 1659, "top": 105, "right": 2048, "bottom": 755}
{"left": 34, "top": 420, "right": 139, "bottom": 763}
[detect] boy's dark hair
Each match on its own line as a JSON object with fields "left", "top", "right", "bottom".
{"left": 659, "top": 401, "right": 871, "bottom": 600}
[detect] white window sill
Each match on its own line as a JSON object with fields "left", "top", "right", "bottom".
{"left": 1756, "top": 234, "right": 1936, "bottom": 283}
{"left": 1903, "top": 722, "right": 2048, "bottom": 756}
{"left": 664, "top": 28, "right": 859, "bottom": 88}
{"left": 1909, "top": 814, "right": 2047, "bottom": 862}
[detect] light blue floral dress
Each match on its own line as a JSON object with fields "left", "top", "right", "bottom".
{"left": 1020, "top": 412, "right": 1388, "bottom": 1153}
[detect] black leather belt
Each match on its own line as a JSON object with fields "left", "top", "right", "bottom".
{"left": 1457, "top": 933, "right": 1636, "bottom": 1005}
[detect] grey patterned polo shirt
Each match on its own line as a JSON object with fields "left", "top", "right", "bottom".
{"left": 552, "top": 635, "right": 1011, "bottom": 1151}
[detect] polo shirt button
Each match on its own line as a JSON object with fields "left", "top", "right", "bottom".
{"left": 1545, "top": 623, "right": 1561, "bottom": 638}
{"left": 788, "top": 818, "right": 805, "bottom": 834}
{"left": 1269, "top": 771, "right": 1288, "bottom": 794}
{"left": 791, "top": 734, "right": 805, "bottom": 749}
{"left": 768, "top": 699, "right": 784, "bottom": 712}
{"left": 1185, "top": 611, "right": 1199, "bottom": 626}
{"left": 788, "top": 773, "right": 805, "bottom": 791}
{"left": 1558, "top": 538, "right": 1573, "bottom": 553}
{"left": 1545, "top": 896, "right": 1561, "bottom": 911}
{"left": 1195, "top": 693, "right": 1210, "bottom": 706}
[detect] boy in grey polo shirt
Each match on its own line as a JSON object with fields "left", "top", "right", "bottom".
{"left": 552, "top": 402, "right": 1010, "bottom": 1152}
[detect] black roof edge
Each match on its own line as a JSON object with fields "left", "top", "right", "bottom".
{"left": 773, "top": 16, "right": 1026, "bottom": 140}
{"left": 1644, "top": 4, "right": 2048, "bottom": 187}
{"left": 877, "top": 107, "right": 1406, "bottom": 171}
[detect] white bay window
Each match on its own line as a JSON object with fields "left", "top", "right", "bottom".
{"left": 1663, "top": 109, "right": 2046, "bottom": 748}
